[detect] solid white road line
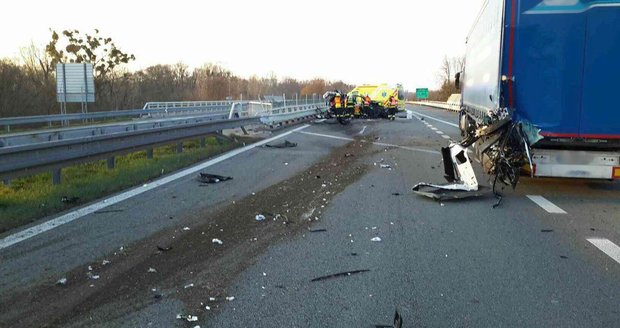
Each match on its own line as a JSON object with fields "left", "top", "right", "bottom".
{"left": 412, "top": 110, "right": 459, "bottom": 128}
{"left": 526, "top": 195, "right": 567, "bottom": 214}
{"left": 587, "top": 238, "right": 620, "bottom": 264}
{"left": 298, "top": 131, "right": 441, "bottom": 155}
{"left": 359, "top": 125, "right": 368, "bottom": 135}
{"left": 0, "top": 125, "right": 311, "bottom": 251}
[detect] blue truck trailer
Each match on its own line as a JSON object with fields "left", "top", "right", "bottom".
{"left": 458, "top": 0, "right": 620, "bottom": 181}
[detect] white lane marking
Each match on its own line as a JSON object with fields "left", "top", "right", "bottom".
{"left": 441, "top": 135, "right": 451, "bottom": 140}
{"left": 411, "top": 110, "right": 459, "bottom": 128}
{"left": 526, "top": 195, "right": 567, "bottom": 214}
{"left": 359, "top": 125, "right": 367, "bottom": 135}
{"left": 430, "top": 127, "right": 438, "bottom": 131}
{"left": 435, "top": 131, "right": 444, "bottom": 135}
{"left": 0, "top": 125, "right": 311, "bottom": 251}
{"left": 299, "top": 131, "right": 353, "bottom": 142}
{"left": 298, "top": 131, "right": 441, "bottom": 155}
{"left": 587, "top": 238, "right": 620, "bottom": 264}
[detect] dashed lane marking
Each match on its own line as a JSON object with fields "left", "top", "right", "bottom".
{"left": 526, "top": 195, "right": 567, "bottom": 214}
{"left": 587, "top": 238, "right": 620, "bottom": 264}
{"left": 411, "top": 110, "right": 459, "bottom": 128}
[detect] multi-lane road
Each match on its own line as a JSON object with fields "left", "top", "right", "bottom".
{"left": 1, "top": 105, "right": 619, "bottom": 327}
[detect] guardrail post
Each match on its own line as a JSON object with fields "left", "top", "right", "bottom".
{"left": 176, "top": 142, "right": 183, "bottom": 153}
{"left": 146, "top": 148, "right": 154, "bottom": 159}
{"left": 107, "top": 156, "right": 115, "bottom": 169}
{"left": 52, "top": 168, "right": 62, "bottom": 185}
{"left": 200, "top": 138, "right": 206, "bottom": 148}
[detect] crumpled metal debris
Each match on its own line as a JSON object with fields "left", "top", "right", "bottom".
{"left": 197, "top": 173, "right": 233, "bottom": 184}
{"left": 371, "top": 237, "right": 382, "bottom": 242}
{"left": 265, "top": 140, "right": 297, "bottom": 148}
{"left": 212, "top": 238, "right": 223, "bottom": 245}
{"left": 412, "top": 144, "right": 491, "bottom": 200}
{"left": 56, "top": 277, "right": 67, "bottom": 286}
{"left": 255, "top": 214, "right": 266, "bottom": 221}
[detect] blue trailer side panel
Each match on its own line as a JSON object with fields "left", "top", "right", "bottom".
{"left": 504, "top": 0, "right": 620, "bottom": 140}
{"left": 580, "top": 6, "right": 620, "bottom": 137}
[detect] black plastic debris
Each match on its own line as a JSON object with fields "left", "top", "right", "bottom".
{"left": 309, "top": 229, "right": 327, "bottom": 233}
{"left": 311, "top": 269, "right": 370, "bottom": 282}
{"left": 560, "top": 255, "right": 568, "bottom": 259}
{"left": 197, "top": 173, "right": 233, "bottom": 184}
{"left": 350, "top": 253, "right": 358, "bottom": 256}
{"left": 541, "top": 229, "right": 554, "bottom": 233}
{"left": 61, "top": 196, "right": 80, "bottom": 204}
{"left": 345, "top": 153, "right": 354, "bottom": 158}
{"left": 265, "top": 140, "right": 297, "bottom": 148}
{"left": 392, "top": 193, "right": 401, "bottom": 196}
{"left": 157, "top": 245, "right": 173, "bottom": 252}
{"left": 412, "top": 185, "right": 490, "bottom": 201}
{"left": 375, "top": 309, "right": 403, "bottom": 328}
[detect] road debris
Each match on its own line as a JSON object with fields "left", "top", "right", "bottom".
{"left": 157, "top": 245, "right": 172, "bottom": 252}
{"left": 176, "top": 314, "right": 198, "bottom": 322}
{"left": 197, "top": 172, "right": 233, "bottom": 184}
{"left": 148, "top": 267, "right": 157, "bottom": 273}
{"left": 226, "top": 296, "right": 235, "bottom": 301}
{"left": 309, "top": 229, "right": 327, "bottom": 233}
{"left": 265, "top": 140, "right": 297, "bottom": 148}
{"left": 311, "top": 269, "right": 371, "bottom": 282}
{"left": 392, "top": 193, "right": 401, "bottom": 196}
{"left": 541, "top": 229, "right": 554, "bottom": 233}
{"left": 371, "top": 237, "right": 382, "bottom": 242}
{"left": 255, "top": 214, "right": 266, "bottom": 221}
{"left": 380, "top": 164, "right": 391, "bottom": 169}
{"left": 184, "top": 283, "right": 194, "bottom": 289}
{"left": 183, "top": 227, "right": 191, "bottom": 231}
{"left": 101, "top": 259, "right": 111, "bottom": 266}
{"left": 61, "top": 196, "right": 80, "bottom": 204}
{"left": 56, "top": 277, "right": 67, "bottom": 286}
{"left": 212, "top": 238, "right": 223, "bottom": 245}
{"left": 86, "top": 272, "right": 100, "bottom": 280}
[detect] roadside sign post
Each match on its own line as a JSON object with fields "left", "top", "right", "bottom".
{"left": 416, "top": 88, "right": 429, "bottom": 100}
{"left": 56, "top": 63, "right": 95, "bottom": 126}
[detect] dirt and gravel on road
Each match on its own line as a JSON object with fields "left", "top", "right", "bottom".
{"left": 0, "top": 134, "right": 377, "bottom": 327}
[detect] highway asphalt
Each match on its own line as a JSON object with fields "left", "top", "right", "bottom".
{"left": 1, "top": 105, "right": 619, "bottom": 327}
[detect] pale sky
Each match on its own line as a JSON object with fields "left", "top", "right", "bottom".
{"left": 0, "top": 0, "right": 486, "bottom": 91}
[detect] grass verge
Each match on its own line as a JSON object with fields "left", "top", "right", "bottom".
{"left": 0, "top": 136, "right": 241, "bottom": 233}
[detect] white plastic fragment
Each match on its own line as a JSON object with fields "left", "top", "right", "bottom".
{"left": 148, "top": 267, "right": 157, "bottom": 273}
{"left": 56, "top": 277, "right": 67, "bottom": 285}
{"left": 183, "top": 227, "right": 191, "bottom": 231}
{"left": 205, "top": 305, "right": 211, "bottom": 310}
{"left": 88, "top": 265, "right": 93, "bottom": 271}
{"left": 209, "top": 297, "right": 216, "bottom": 301}
{"left": 226, "top": 296, "right": 235, "bottom": 301}
{"left": 212, "top": 238, "right": 223, "bottom": 245}
{"left": 255, "top": 214, "right": 266, "bottom": 221}
{"left": 102, "top": 259, "right": 111, "bottom": 265}
{"left": 371, "top": 237, "right": 382, "bottom": 242}
{"left": 184, "top": 283, "right": 194, "bottom": 289}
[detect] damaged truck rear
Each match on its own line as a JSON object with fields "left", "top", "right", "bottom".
{"left": 459, "top": 0, "right": 620, "bottom": 183}
{"left": 416, "top": 0, "right": 620, "bottom": 201}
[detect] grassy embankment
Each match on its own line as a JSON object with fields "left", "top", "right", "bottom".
{"left": 0, "top": 136, "right": 239, "bottom": 233}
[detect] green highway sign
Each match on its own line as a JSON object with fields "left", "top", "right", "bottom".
{"left": 416, "top": 88, "right": 429, "bottom": 100}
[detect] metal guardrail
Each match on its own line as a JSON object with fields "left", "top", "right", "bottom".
{"left": 0, "top": 101, "right": 327, "bottom": 183}
{"left": 409, "top": 94, "right": 462, "bottom": 112}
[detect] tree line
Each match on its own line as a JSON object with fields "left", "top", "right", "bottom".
{"left": 0, "top": 29, "right": 353, "bottom": 118}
